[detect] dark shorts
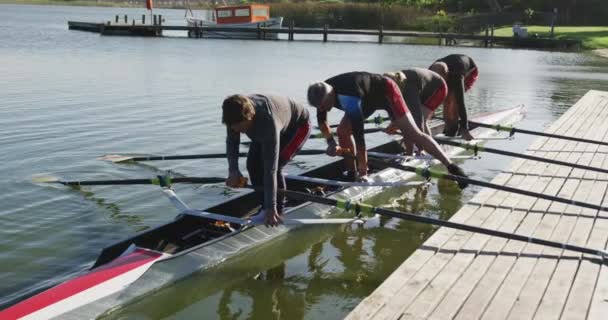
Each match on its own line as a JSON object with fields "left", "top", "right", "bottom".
{"left": 423, "top": 78, "right": 448, "bottom": 112}
{"left": 464, "top": 67, "right": 478, "bottom": 92}
{"left": 384, "top": 77, "right": 409, "bottom": 118}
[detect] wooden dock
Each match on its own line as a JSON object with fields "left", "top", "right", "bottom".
{"left": 67, "top": 20, "right": 581, "bottom": 50}
{"left": 347, "top": 90, "right": 608, "bottom": 320}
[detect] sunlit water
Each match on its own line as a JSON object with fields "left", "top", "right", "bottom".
{"left": 1, "top": 4, "right": 608, "bottom": 319}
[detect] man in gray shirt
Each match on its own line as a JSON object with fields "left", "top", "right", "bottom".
{"left": 222, "top": 94, "right": 311, "bottom": 226}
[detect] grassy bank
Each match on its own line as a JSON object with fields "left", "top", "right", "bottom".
{"left": 270, "top": 3, "right": 446, "bottom": 31}
{"left": 491, "top": 26, "right": 608, "bottom": 50}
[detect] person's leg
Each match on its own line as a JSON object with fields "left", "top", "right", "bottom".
{"left": 394, "top": 112, "right": 469, "bottom": 188}
{"left": 276, "top": 165, "right": 286, "bottom": 213}
{"left": 337, "top": 116, "right": 356, "bottom": 175}
{"left": 442, "top": 92, "right": 459, "bottom": 136}
{"left": 278, "top": 121, "right": 311, "bottom": 212}
{"left": 246, "top": 143, "right": 264, "bottom": 207}
{"left": 422, "top": 107, "right": 433, "bottom": 136}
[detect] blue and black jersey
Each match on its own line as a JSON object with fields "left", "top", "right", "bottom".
{"left": 316, "top": 72, "right": 391, "bottom": 148}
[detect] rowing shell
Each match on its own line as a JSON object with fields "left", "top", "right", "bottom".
{"left": 0, "top": 106, "right": 524, "bottom": 320}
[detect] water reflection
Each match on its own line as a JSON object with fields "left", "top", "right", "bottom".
{"left": 99, "top": 184, "right": 460, "bottom": 319}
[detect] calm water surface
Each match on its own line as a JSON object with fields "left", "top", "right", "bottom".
{"left": 1, "top": 4, "right": 608, "bottom": 319}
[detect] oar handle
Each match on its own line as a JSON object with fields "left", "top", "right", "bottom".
{"left": 467, "top": 120, "right": 608, "bottom": 147}
{"left": 58, "top": 176, "right": 226, "bottom": 186}
{"left": 61, "top": 179, "right": 155, "bottom": 186}
{"left": 435, "top": 138, "right": 608, "bottom": 175}
{"left": 309, "top": 127, "right": 385, "bottom": 139}
{"left": 368, "top": 158, "right": 608, "bottom": 213}
{"left": 327, "top": 115, "right": 391, "bottom": 128}
{"left": 280, "top": 189, "right": 607, "bottom": 258}
{"left": 130, "top": 153, "right": 249, "bottom": 161}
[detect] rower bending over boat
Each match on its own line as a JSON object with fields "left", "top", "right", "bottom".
{"left": 430, "top": 54, "right": 479, "bottom": 141}
{"left": 222, "top": 94, "right": 311, "bottom": 226}
{"left": 307, "top": 71, "right": 468, "bottom": 188}
{"left": 384, "top": 68, "right": 447, "bottom": 139}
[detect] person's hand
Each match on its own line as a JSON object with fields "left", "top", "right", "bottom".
{"left": 226, "top": 172, "right": 246, "bottom": 188}
{"left": 264, "top": 208, "right": 283, "bottom": 227}
{"left": 357, "top": 174, "right": 370, "bottom": 183}
{"left": 385, "top": 122, "right": 399, "bottom": 135}
{"left": 326, "top": 139, "right": 339, "bottom": 157}
{"left": 447, "top": 163, "right": 468, "bottom": 189}
{"left": 336, "top": 147, "right": 352, "bottom": 157}
{"left": 358, "top": 167, "right": 368, "bottom": 180}
{"left": 461, "top": 129, "right": 474, "bottom": 141}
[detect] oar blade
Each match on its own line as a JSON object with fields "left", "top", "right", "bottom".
{"left": 31, "top": 175, "right": 60, "bottom": 183}
{"left": 98, "top": 154, "right": 135, "bottom": 163}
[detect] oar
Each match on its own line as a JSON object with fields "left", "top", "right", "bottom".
{"left": 434, "top": 138, "right": 608, "bottom": 175}
{"left": 286, "top": 174, "right": 428, "bottom": 188}
{"left": 367, "top": 157, "right": 608, "bottom": 213}
{"left": 325, "top": 115, "right": 390, "bottom": 128}
{"left": 467, "top": 120, "right": 608, "bottom": 147}
{"left": 100, "top": 149, "right": 328, "bottom": 163}
{"left": 182, "top": 209, "right": 368, "bottom": 226}
{"left": 35, "top": 176, "right": 226, "bottom": 186}
{"left": 308, "top": 127, "right": 385, "bottom": 139}
{"left": 280, "top": 189, "right": 608, "bottom": 258}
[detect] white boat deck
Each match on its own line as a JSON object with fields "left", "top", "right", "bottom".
{"left": 347, "top": 90, "right": 608, "bottom": 320}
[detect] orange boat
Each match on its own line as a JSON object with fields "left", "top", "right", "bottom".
{"left": 186, "top": 4, "right": 283, "bottom": 39}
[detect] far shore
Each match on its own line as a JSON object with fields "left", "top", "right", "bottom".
{"left": 0, "top": 0, "right": 209, "bottom": 9}
{"left": 4, "top": 1, "right": 607, "bottom": 52}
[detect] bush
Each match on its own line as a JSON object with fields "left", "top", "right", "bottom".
{"left": 270, "top": 2, "right": 433, "bottom": 30}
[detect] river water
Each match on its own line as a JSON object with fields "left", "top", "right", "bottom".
{"left": 1, "top": 4, "right": 608, "bottom": 319}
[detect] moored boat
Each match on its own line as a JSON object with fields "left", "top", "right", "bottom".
{"left": 0, "top": 106, "right": 524, "bottom": 320}
{"left": 186, "top": 4, "right": 283, "bottom": 39}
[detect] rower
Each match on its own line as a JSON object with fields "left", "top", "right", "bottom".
{"left": 222, "top": 94, "right": 311, "bottom": 226}
{"left": 307, "top": 71, "right": 468, "bottom": 188}
{"left": 384, "top": 68, "right": 447, "bottom": 138}
{"left": 430, "top": 54, "right": 479, "bottom": 141}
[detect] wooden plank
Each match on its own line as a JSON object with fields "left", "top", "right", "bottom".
{"left": 452, "top": 95, "right": 597, "bottom": 319}
{"left": 406, "top": 156, "right": 561, "bottom": 320}
{"left": 398, "top": 207, "right": 510, "bottom": 320}
{"left": 452, "top": 214, "right": 543, "bottom": 320}
{"left": 427, "top": 209, "right": 526, "bottom": 320}
{"left": 479, "top": 97, "right": 604, "bottom": 319}
{"left": 527, "top": 92, "right": 597, "bottom": 151}
{"left": 573, "top": 217, "right": 608, "bottom": 319}
{"left": 370, "top": 205, "right": 500, "bottom": 320}
{"left": 347, "top": 91, "right": 608, "bottom": 320}
{"left": 374, "top": 162, "right": 552, "bottom": 318}
{"left": 346, "top": 174, "right": 515, "bottom": 320}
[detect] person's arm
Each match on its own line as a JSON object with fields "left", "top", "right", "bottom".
{"left": 350, "top": 112, "right": 368, "bottom": 177}
{"left": 404, "top": 84, "right": 424, "bottom": 130}
{"left": 317, "top": 109, "right": 337, "bottom": 147}
{"left": 226, "top": 126, "right": 241, "bottom": 174}
{"left": 453, "top": 76, "right": 468, "bottom": 130}
{"left": 225, "top": 126, "right": 244, "bottom": 187}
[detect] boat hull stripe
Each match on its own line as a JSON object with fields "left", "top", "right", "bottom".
{"left": 0, "top": 249, "right": 162, "bottom": 320}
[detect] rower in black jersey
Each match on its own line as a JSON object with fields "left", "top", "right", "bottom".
{"left": 430, "top": 54, "right": 479, "bottom": 140}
